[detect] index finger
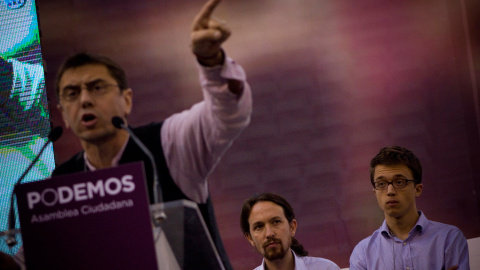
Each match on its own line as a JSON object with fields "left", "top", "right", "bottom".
{"left": 192, "top": 0, "right": 221, "bottom": 30}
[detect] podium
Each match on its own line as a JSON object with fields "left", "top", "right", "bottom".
{"left": 11, "top": 162, "right": 225, "bottom": 270}
{"left": 152, "top": 200, "right": 225, "bottom": 270}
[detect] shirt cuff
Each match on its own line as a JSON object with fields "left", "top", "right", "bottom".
{"left": 198, "top": 56, "right": 247, "bottom": 83}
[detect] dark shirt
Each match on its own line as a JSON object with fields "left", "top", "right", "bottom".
{"left": 52, "top": 122, "right": 232, "bottom": 270}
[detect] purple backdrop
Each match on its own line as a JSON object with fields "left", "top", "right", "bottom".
{"left": 37, "top": 0, "right": 480, "bottom": 268}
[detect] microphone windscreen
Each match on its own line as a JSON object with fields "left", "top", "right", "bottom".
{"left": 111, "top": 116, "right": 125, "bottom": 129}
{"left": 48, "top": 126, "right": 63, "bottom": 142}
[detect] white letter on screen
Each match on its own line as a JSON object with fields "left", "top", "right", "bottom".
{"left": 27, "top": 192, "right": 41, "bottom": 209}
{"left": 58, "top": 186, "right": 74, "bottom": 204}
{"left": 105, "top": 178, "right": 122, "bottom": 195}
{"left": 87, "top": 180, "right": 105, "bottom": 198}
{"left": 73, "top": 183, "right": 88, "bottom": 201}
{"left": 121, "top": 175, "right": 135, "bottom": 193}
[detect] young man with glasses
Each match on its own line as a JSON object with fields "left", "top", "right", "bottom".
{"left": 349, "top": 146, "right": 469, "bottom": 270}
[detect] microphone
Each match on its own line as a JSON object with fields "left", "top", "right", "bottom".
{"left": 111, "top": 116, "right": 166, "bottom": 226}
{"left": 4, "top": 126, "right": 63, "bottom": 247}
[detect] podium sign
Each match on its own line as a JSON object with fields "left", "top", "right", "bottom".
{"left": 15, "top": 162, "right": 158, "bottom": 270}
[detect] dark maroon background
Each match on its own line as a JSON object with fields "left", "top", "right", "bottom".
{"left": 36, "top": 0, "right": 480, "bottom": 268}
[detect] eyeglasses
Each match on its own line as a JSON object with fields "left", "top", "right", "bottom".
{"left": 60, "top": 81, "right": 119, "bottom": 102}
{"left": 373, "top": 179, "right": 419, "bottom": 190}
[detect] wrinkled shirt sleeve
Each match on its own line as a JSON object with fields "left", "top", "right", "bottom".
{"left": 161, "top": 56, "right": 252, "bottom": 203}
{"left": 349, "top": 238, "right": 368, "bottom": 270}
{"left": 445, "top": 227, "right": 470, "bottom": 269}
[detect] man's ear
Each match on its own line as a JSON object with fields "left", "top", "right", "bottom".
{"left": 245, "top": 233, "right": 255, "bottom": 247}
{"left": 415, "top": 183, "right": 423, "bottom": 197}
{"left": 122, "top": 88, "right": 133, "bottom": 117}
{"left": 290, "top": 219, "right": 297, "bottom": 237}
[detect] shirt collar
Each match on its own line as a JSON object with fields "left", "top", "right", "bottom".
{"left": 83, "top": 135, "right": 130, "bottom": 171}
{"left": 260, "top": 249, "right": 306, "bottom": 270}
{"left": 380, "top": 211, "right": 427, "bottom": 238}
{"left": 292, "top": 250, "right": 308, "bottom": 270}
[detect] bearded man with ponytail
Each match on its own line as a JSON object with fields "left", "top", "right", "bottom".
{"left": 240, "top": 193, "right": 340, "bottom": 270}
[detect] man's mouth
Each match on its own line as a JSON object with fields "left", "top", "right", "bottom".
{"left": 81, "top": 113, "right": 98, "bottom": 126}
{"left": 263, "top": 240, "right": 280, "bottom": 249}
{"left": 387, "top": 200, "right": 399, "bottom": 206}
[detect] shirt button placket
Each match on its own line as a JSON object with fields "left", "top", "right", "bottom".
{"left": 402, "top": 241, "right": 413, "bottom": 270}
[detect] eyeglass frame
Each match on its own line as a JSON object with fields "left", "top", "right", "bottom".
{"left": 59, "top": 80, "right": 120, "bottom": 102}
{"left": 372, "top": 179, "right": 420, "bottom": 190}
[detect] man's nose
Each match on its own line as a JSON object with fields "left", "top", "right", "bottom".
{"left": 386, "top": 183, "right": 397, "bottom": 195}
{"left": 79, "top": 87, "right": 94, "bottom": 107}
{"left": 265, "top": 225, "right": 275, "bottom": 238}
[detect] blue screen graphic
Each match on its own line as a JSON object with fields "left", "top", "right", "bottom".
{"left": 0, "top": 0, "right": 55, "bottom": 255}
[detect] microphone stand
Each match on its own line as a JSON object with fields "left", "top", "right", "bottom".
{"left": 2, "top": 127, "right": 63, "bottom": 247}
{"left": 111, "top": 117, "right": 166, "bottom": 227}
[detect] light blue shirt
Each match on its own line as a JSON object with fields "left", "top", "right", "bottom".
{"left": 254, "top": 249, "right": 340, "bottom": 270}
{"left": 349, "top": 211, "right": 469, "bottom": 270}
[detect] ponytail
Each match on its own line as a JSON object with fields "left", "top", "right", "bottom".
{"left": 291, "top": 237, "right": 308, "bottom": 256}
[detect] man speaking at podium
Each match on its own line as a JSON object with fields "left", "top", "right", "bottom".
{"left": 9, "top": 0, "right": 252, "bottom": 269}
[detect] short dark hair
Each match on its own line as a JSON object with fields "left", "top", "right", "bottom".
{"left": 240, "top": 193, "right": 308, "bottom": 256}
{"left": 55, "top": 52, "right": 129, "bottom": 96}
{"left": 369, "top": 146, "right": 422, "bottom": 185}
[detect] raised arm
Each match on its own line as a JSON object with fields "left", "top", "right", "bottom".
{"left": 190, "top": 0, "right": 244, "bottom": 97}
{"left": 161, "top": 0, "right": 252, "bottom": 204}
{"left": 191, "top": 0, "right": 229, "bottom": 67}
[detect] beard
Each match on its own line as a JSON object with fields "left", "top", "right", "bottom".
{"left": 262, "top": 238, "right": 289, "bottom": 261}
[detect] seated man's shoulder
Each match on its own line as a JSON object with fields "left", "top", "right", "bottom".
{"left": 428, "top": 219, "right": 461, "bottom": 230}
{"left": 350, "top": 228, "right": 385, "bottom": 258}
{"left": 356, "top": 228, "right": 383, "bottom": 246}
{"left": 425, "top": 219, "right": 466, "bottom": 239}
{"left": 303, "top": 256, "right": 341, "bottom": 270}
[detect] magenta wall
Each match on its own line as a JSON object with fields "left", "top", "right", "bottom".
{"left": 38, "top": 0, "right": 480, "bottom": 268}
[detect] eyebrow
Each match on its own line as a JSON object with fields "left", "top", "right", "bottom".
{"left": 375, "top": 174, "right": 410, "bottom": 181}
{"left": 251, "top": 216, "right": 283, "bottom": 227}
{"left": 251, "top": 221, "right": 264, "bottom": 228}
{"left": 61, "top": 79, "right": 106, "bottom": 91}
